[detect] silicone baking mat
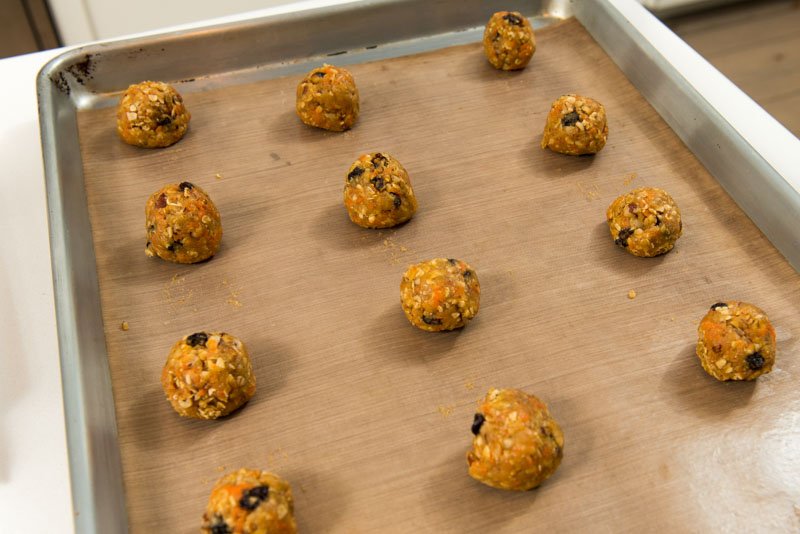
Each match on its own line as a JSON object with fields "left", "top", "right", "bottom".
{"left": 76, "top": 18, "right": 800, "bottom": 532}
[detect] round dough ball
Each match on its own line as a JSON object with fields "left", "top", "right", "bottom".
{"left": 116, "top": 81, "right": 190, "bottom": 148}
{"left": 145, "top": 182, "right": 222, "bottom": 264}
{"left": 483, "top": 11, "right": 536, "bottom": 71}
{"left": 161, "top": 332, "right": 256, "bottom": 419}
{"left": 202, "top": 468, "right": 296, "bottom": 534}
{"left": 400, "top": 258, "right": 480, "bottom": 332}
{"left": 467, "top": 388, "right": 564, "bottom": 491}
{"left": 606, "top": 187, "right": 682, "bottom": 257}
{"left": 541, "top": 94, "right": 608, "bottom": 155}
{"left": 296, "top": 64, "right": 359, "bottom": 131}
{"left": 696, "top": 301, "right": 776, "bottom": 381}
{"left": 343, "top": 152, "right": 418, "bottom": 228}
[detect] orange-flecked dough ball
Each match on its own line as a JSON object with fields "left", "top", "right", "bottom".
{"left": 343, "top": 152, "right": 418, "bottom": 228}
{"left": 296, "top": 64, "right": 359, "bottom": 131}
{"left": 202, "top": 468, "right": 297, "bottom": 534}
{"left": 468, "top": 388, "right": 564, "bottom": 491}
{"left": 145, "top": 182, "right": 222, "bottom": 264}
{"left": 696, "top": 301, "right": 776, "bottom": 381}
{"left": 541, "top": 94, "right": 608, "bottom": 155}
{"left": 161, "top": 332, "right": 256, "bottom": 420}
{"left": 400, "top": 258, "right": 480, "bottom": 332}
{"left": 606, "top": 187, "right": 682, "bottom": 257}
{"left": 116, "top": 81, "right": 190, "bottom": 148}
{"left": 483, "top": 12, "right": 536, "bottom": 70}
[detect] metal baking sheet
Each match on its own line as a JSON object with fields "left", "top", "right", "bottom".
{"left": 37, "top": 1, "right": 800, "bottom": 532}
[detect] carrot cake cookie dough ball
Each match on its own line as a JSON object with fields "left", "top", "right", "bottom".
{"left": 483, "top": 11, "right": 536, "bottom": 71}
{"left": 202, "top": 468, "right": 296, "bottom": 534}
{"left": 400, "top": 258, "right": 480, "bottom": 332}
{"left": 606, "top": 187, "right": 682, "bottom": 257}
{"left": 344, "top": 152, "right": 418, "bottom": 228}
{"left": 116, "top": 81, "right": 190, "bottom": 148}
{"left": 468, "top": 388, "right": 564, "bottom": 491}
{"left": 296, "top": 64, "right": 359, "bottom": 131}
{"left": 145, "top": 182, "right": 222, "bottom": 264}
{"left": 696, "top": 301, "right": 776, "bottom": 381}
{"left": 161, "top": 332, "right": 256, "bottom": 420}
{"left": 541, "top": 94, "right": 608, "bottom": 155}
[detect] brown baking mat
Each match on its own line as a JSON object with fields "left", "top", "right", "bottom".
{"left": 76, "top": 18, "right": 800, "bottom": 533}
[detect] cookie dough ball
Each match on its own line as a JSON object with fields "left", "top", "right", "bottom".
{"left": 145, "top": 182, "right": 222, "bottom": 264}
{"left": 467, "top": 388, "right": 564, "bottom": 491}
{"left": 343, "top": 152, "right": 418, "bottom": 228}
{"left": 202, "top": 468, "right": 296, "bottom": 534}
{"left": 296, "top": 64, "right": 359, "bottom": 131}
{"left": 116, "top": 81, "right": 190, "bottom": 148}
{"left": 696, "top": 301, "right": 776, "bottom": 381}
{"left": 483, "top": 11, "right": 536, "bottom": 70}
{"left": 161, "top": 332, "right": 256, "bottom": 419}
{"left": 606, "top": 187, "right": 682, "bottom": 257}
{"left": 541, "top": 94, "right": 608, "bottom": 155}
{"left": 400, "top": 258, "right": 480, "bottom": 332}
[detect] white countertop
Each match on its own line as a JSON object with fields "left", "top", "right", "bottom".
{"left": 0, "top": 47, "right": 74, "bottom": 532}
{"left": 3, "top": 1, "right": 798, "bottom": 532}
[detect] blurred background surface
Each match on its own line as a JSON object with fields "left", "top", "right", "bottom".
{"left": 1, "top": 0, "right": 797, "bottom": 136}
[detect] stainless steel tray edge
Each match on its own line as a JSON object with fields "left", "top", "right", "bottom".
{"left": 37, "top": 63, "right": 129, "bottom": 533}
{"left": 575, "top": 0, "right": 800, "bottom": 272}
{"left": 38, "top": 0, "right": 568, "bottom": 107}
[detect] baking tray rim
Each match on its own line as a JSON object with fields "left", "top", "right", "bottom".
{"left": 35, "top": 0, "right": 800, "bottom": 531}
